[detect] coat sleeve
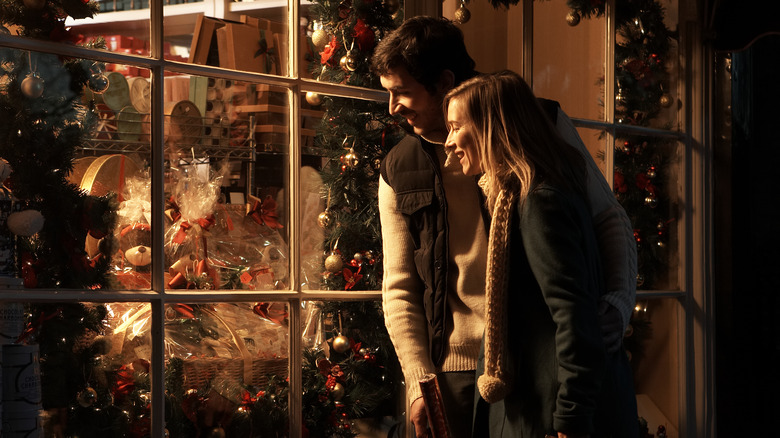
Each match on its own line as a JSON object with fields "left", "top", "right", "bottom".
{"left": 555, "top": 107, "right": 637, "bottom": 332}
{"left": 378, "top": 177, "right": 436, "bottom": 403}
{"left": 519, "top": 187, "right": 606, "bottom": 435}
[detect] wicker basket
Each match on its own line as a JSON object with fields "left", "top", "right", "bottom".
{"left": 181, "top": 355, "right": 288, "bottom": 389}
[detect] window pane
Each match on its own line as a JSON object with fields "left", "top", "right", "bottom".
{"left": 172, "top": 5, "right": 289, "bottom": 76}
{"left": 0, "top": 301, "right": 157, "bottom": 436}
{"left": 66, "top": 2, "right": 151, "bottom": 58}
{"left": 163, "top": 301, "right": 289, "bottom": 437}
{"left": 533, "top": 0, "right": 606, "bottom": 121}
{"left": 299, "top": 92, "right": 403, "bottom": 292}
{"left": 630, "top": 298, "right": 681, "bottom": 438}
{"left": 0, "top": 51, "right": 149, "bottom": 290}
{"left": 301, "top": 300, "right": 404, "bottom": 436}
{"left": 614, "top": 134, "right": 681, "bottom": 291}
{"left": 614, "top": 0, "right": 680, "bottom": 130}
{"left": 163, "top": 76, "right": 290, "bottom": 291}
{"left": 300, "top": 0, "right": 402, "bottom": 87}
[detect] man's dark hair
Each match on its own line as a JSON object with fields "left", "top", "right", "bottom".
{"left": 371, "top": 16, "right": 478, "bottom": 93}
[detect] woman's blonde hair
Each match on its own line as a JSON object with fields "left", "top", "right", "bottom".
{"left": 443, "top": 70, "right": 587, "bottom": 211}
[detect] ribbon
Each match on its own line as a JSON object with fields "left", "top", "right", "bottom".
{"left": 219, "top": 204, "right": 234, "bottom": 231}
{"left": 16, "top": 308, "right": 62, "bottom": 344}
{"left": 120, "top": 222, "right": 151, "bottom": 237}
{"left": 173, "top": 221, "right": 192, "bottom": 244}
{"left": 248, "top": 195, "right": 283, "bottom": 229}
{"left": 255, "top": 29, "right": 278, "bottom": 74}
{"left": 253, "top": 302, "right": 288, "bottom": 326}
{"left": 165, "top": 196, "right": 181, "bottom": 223}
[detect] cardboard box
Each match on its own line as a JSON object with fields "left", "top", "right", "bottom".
{"left": 216, "top": 22, "right": 281, "bottom": 75}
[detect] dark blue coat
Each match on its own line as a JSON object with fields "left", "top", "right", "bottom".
{"left": 474, "top": 183, "right": 638, "bottom": 437}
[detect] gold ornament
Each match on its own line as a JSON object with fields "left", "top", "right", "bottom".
{"left": 454, "top": 3, "right": 471, "bottom": 25}
{"left": 21, "top": 72, "right": 44, "bottom": 98}
{"left": 340, "top": 51, "right": 358, "bottom": 72}
{"left": 88, "top": 73, "right": 109, "bottom": 94}
{"left": 312, "top": 28, "right": 330, "bottom": 51}
{"left": 317, "top": 210, "right": 333, "bottom": 228}
{"left": 659, "top": 93, "right": 673, "bottom": 108}
{"left": 644, "top": 195, "right": 658, "bottom": 208}
{"left": 77, "top": 387, "right": 98, "bottom": 407}
{"left": 332, "top": 334, "right": 350, "bottom": 353}
{"left": 566, "top": 11, "right": 581, "bottom": 26}
{"left": 325, "top": 253, "right": 343, "bottom": 272}
{"left": 331, "top": 382, "right": 345, "bottom": 400}
{"left": 342, "top": 150, "right": 359, "bottom": 168}
{"left": 306, "top": 91, "right": 322, "bottom": 106}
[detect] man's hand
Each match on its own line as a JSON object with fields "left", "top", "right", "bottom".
{"left": 599, "top": 301, "right": 625, "bottom": 354}
{"left": 410, "top": 396, "right": 430, "bottom": 437}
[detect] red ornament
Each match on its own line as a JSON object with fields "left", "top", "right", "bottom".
{"left": 320, "top": 36, "right": 340, "bottom": 66}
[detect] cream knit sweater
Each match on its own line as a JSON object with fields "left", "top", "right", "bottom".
{"left": 379, "top": 144, "right": 487, "bottom": 403}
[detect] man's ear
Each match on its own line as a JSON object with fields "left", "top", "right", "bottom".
{"left": 437, "top": 69, "right": 456, "bottom": 94}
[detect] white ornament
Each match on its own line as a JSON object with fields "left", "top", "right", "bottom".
{"left": 7, "top": 209, "right": 44, "bottom": 236}
{"left": 125, "top": 245, "right": 152, "bottom": 266}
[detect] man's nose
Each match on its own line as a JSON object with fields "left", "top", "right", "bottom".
{"left": 388, "top": 94, "right": 402, "bottom": 116}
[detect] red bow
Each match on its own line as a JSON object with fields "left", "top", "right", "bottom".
{"left": 253, "top": 302, "right": 289, "bottom": 325}
{"left": 248, "top": 196, "right": 283, "bottom": 229}
{"left": 166, "top": 196, "right": 182, "bottom": 222}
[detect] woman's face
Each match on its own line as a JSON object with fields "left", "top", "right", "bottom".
{"left": 445, "top": 97, "right": 482, "bottom": 176}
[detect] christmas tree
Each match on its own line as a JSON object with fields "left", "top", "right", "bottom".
{"left": 234, "top": 0, "right": 407, "bottom": 436}
{"left": 0, "top": 0, "right": 125, "bottom": 435}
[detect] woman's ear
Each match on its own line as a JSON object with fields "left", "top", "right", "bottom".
{"left": 437, "top": 70, "right": 456, "bottom": 94}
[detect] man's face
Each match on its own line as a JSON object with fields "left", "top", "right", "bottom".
{"left": 380, "top": 66, "right": 449, "bottom": 143}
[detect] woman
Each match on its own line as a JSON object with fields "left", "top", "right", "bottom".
{"left": 443, "top": 71, "right": 637, "bottom": 438}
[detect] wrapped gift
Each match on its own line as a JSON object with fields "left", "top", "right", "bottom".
{"left": 216, "top": 22, "right": 280, "bottom": 75}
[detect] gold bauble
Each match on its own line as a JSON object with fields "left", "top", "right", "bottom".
{"left": 659, "top": 93, "right": 673, "bottom": 108}
{"left": 340, "top": 52, "right": 358, "bottom": 72}
{"left": 342, "top": 151, "right": 359, "bottom": 168}
{"left": 312, "top": 29, "right": 330, "bottom": 51}
{"left": 21, "top": 73, "right": 44, "bottom": 99}
{"left": 325, "top": 253, "right": 343, "bottom": 272}
{"left": 77, "top": 387, "right": 98, "bottom": 407}
{"left": 317, "top": 210, "right": 333, "bottom": 228}
{"left": 566, "top": 11, "right": 581, "bottom": 26}
{"left": 332, "top": 334, "right": 350, "bottom": 353}
{"left": 306, "top": 91, "right": 322, "bottom": 106}
{"left": 454, "top": 5, "right": 471, "bottom": 25}
{"left": 331, "top": 382, "right": 345, "bottom": 400}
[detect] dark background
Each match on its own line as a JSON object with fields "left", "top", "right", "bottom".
{"left": 713, "top": 30, "right": 780, "bottom": 437}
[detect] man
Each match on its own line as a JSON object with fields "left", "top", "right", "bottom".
{"left": 371, "top": 16, "right": 637, "bottom": 438}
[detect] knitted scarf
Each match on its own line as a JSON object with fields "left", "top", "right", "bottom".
{"left": 477, "top": 183, "right": 516, "bottom": 403}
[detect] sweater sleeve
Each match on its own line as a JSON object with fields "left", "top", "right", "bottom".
{"left": 378, "top": 177, "right": 436, "bottom": 403}
{"left": 555, "top": 108, "right": 637, "bottom": 332}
